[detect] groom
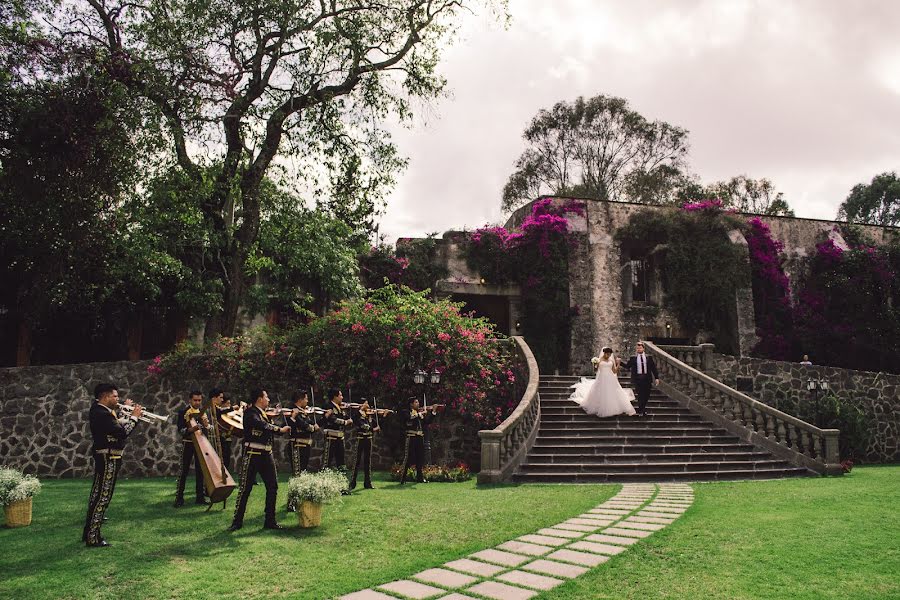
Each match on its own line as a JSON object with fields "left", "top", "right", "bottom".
{"left": 623, "top": 342, "right": 659, "bottom": 416}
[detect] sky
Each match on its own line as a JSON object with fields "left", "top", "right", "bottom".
{"left": 376, "top": 0, "right": 900, "bottom": 242}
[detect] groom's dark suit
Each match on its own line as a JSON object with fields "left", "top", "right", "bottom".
{"left": 624, "top": 353, "right": 659, "bottom": 415}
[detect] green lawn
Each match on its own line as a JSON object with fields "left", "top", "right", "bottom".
{"left": 1, "top": 467, "right": 897, "bottom": 600}
{"left": 540, "top": 466, "right": 900, "bottom": 600}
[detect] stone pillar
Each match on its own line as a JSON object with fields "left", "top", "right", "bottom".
{"left": 823, "top": 429, "right": 843, "bottom": 476}
{"left": 727, "top": 229, "right": 758, "bottom": 356}
{"left": 477, "top": 430, "right": 502, "bottom": 484}
{"left": 699, "top": 343, "right": 716, "bottom": 371}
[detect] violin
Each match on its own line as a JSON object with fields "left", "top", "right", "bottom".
{"left": 359, "top": 408, "right": 394, "bottom": 416}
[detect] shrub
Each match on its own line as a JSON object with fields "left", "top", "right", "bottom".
{"left": 389, "top": 462, "right": 472, "bottom": 482}
{"left": 286, "top": 469, "right": 347, "bottom": 505}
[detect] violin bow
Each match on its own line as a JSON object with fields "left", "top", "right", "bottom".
{"left": 373, "top": 396, "right": 380, "bottom": 429}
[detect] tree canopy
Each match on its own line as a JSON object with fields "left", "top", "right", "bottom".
{"left": 501, "top": 94, "right": 690, "bottom": 212}
{"left": 837, "top": 171, "right": 900, "bottom": 227}
{"left": 37, "top": 0, "right": 506, "bottom": 337}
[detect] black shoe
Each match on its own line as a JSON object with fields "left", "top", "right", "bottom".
{"left": 364, "top": 484, "right": 374, "bottom": 489}
{"left": 263, "top": 523, "right": 284, "bottom": 530}
{"left": 102, "top": 516, "right": 109, "bottom": 522}
{"left": 195, "top": 499, "right": 210, "bottom": 505}
{"left": 86, "top": 539, "right": 110, "bottom": 548}
{"left": 416, "top": 479, "right": 427, "bottom": 484}
{"left": 174, "top": 499, "right": 184, "bottom": 507}
{"left": 227, "top": 523, "right": 242, "bottom": 532}
{"left": 340, "top": 489, "right": 351, "bottom": 496}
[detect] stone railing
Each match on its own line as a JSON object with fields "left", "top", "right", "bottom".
{"left": 645, "top": 342, "right": 842, "bottom": 475}
{"left": 477, "top": 336, "right": 540, "bottom": 484}
{"left": 657, "top": 343, "right": 716, "bottom": 371}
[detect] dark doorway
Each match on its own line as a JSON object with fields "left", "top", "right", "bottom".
{"left": 450, "top": 294, "right": 511, "bottom": 334}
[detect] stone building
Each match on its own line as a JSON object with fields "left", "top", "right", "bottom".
{"left": 426, "top": 197, "right": 898, "bottom": 374}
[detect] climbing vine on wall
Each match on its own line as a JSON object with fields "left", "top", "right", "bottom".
{"left": 465, "top": 198, "right": 585, "bottom": 372}
{"left": 615, "top": 201, "right": 748, "bottom": 351}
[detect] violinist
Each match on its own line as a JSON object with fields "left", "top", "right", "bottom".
{"left": 349, "top": 399, "right": 392, "bottom": 490}
{"left": 321, "top": 388, "right": 352, "bottom": 492}
{"left": 286, "top": 391, "right": 319, "bottom": 511}
{"left": 174, "top": 391, "right": 210, "bottom": 507}
{"left": 400, "top": 397, "right": 440, "bottom": 485}
{"left": 229, "top": 389, "right": 290, "bottom": 531}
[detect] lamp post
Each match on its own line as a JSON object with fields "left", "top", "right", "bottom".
{"left": 413, "top": 367, "right": 441, "bottom": 465}
{"left": 807, "top": 378, "right": 830, "bottom": 427}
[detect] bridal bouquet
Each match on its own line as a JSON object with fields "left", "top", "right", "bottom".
{"left": 591, "top": 356, "right": 601, "bottom": 367}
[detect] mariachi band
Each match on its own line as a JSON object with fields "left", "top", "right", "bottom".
{"left": 83, "top": 381, "right": 443, "bottom": 546}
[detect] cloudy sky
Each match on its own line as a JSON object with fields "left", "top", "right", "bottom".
{"left": 376, "top": 0, "right": 900, "bottom": 242}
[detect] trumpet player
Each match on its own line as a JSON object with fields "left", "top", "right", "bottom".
{"left": 286, "top": 391, "right": 319, "bottom": 511}
{"left": 174, "top": 391, "right": 210, "bottom": 507}
{"left": 82, "top": 383, "right": 143, "bottom": 547}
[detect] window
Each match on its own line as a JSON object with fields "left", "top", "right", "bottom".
{"left": 630, "top": 259, "right": 647, "bottom": 302}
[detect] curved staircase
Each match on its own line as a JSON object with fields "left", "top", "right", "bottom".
{"left": 513, "top": 374, "right": 815, "bottom": 483}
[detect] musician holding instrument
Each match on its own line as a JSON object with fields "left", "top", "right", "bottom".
{"left": 174, "top": 391, "right": 211, "bottom": 507}
{"left": 349, "top": 399, "right": 392, "bottom": 491}
{"left": 82, "top": 383, "right": 143, "bottom": 547}
{"left": 400, "top": 397, "right": 441, "bottom": 485}
{"left": 229, "top": 388, "right": 290, "bottom": 531}
{"left": 321, "top": 389, "right": 352, "bottom": 487}
{"left": 209, "top": 388, "right": 238, "bottom": 471}
{"left": 285, "top": 391, "right": 320, "bottom": 511}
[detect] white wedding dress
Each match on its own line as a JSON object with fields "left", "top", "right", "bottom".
{"left": 569, "top": 359, "right": 636, "bottom": 417}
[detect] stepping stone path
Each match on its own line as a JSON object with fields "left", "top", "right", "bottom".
{"left": 338, "top": 483, "right": 693, "bottom": 600}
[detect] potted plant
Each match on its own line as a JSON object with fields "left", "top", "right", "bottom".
{"left": 0, "top": 467, "right": 42, "bottom": 528}
{"left": 286, "top": 469, "right": 346, "bottom": 528}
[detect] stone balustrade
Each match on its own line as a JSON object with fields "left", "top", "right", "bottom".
{"left": 645, "top": 342, "right": 842, "bottom": 475}
{"left": 478, "top": 336, "right": 540, "bottom": 484}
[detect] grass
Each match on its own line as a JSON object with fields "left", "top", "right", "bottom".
{"left": 0, "top": 472, "right": 612, "bottom": 599}
{"left": 1, "top": 467, "right": 897, "bottom": 600}
{"left": 538, "top": 465, "right": 900, "bottom": 600}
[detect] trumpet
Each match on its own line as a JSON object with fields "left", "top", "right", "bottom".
{"left": 120, "top": 404, "right": 170, "bottom": 424}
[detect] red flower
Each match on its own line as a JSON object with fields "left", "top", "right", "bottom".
{"left": 390, "top": 348, "right": 400, "bottom": 359}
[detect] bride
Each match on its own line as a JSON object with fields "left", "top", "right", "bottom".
{"left": 569, "top": 347, "right": 636, "bottom": 417}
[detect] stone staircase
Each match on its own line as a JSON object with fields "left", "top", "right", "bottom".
{"left": 513, "top": 374, "right": 815, "bottom": 483}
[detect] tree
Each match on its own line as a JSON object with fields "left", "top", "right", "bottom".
{"left": 502, "top": 94, "right": 689, "bottom": 212}
{"left": 699, "top": 175, "right": 794, "bottom": 216}
{"left": 837, "top": 172, "right": 900, "bottom": 226}
{"left": 47, "top": 0, "right": 505, "bottom": 337}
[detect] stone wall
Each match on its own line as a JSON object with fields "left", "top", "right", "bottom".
{"left": 704, "top": 353, "right": 900, "bottom": 463}
{"left": 0, "top": 361, "right": 481, "bottom": 478}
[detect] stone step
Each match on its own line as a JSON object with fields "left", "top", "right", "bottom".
{"left": 525, "top": 451, "right": 774, "bottom": 464}
{"left": 539, "top": 398, "right": 675, "bottom": 406}
{"left": 512, "top": 467, "right": 814, "bottom": 483}
{"left": 529, "top": 443, "right": 758, "bottom": 455}
{"left": 537, "top": 425, "right": 727, "bottom": 436}
{"left": 517, "top": 459, "right": 795, "bottom": 473}
{"left": 540, "top": 413, "right": 703, "bottom": 423}
{"left": 534, "top": 433, "right": 741, "bottom": 444}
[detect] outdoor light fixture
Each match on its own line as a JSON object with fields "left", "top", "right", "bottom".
{"left": 430, "top": 368, "right": 441, "bottom": 385}
{"left": 413, "top": 369, "right": 427, "bottom": 385}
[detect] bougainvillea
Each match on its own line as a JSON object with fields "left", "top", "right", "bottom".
{"left": 745, "top": 217, "right": 794, "bottom": 359}
{"left": 465, "top": 198, "right": 586, "bottom": 371}
{"left": 152, "top": 285, "right": 525, "bottom": 430}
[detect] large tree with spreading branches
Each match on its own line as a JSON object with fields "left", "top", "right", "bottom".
{"left": 37, "top": 0, "right": 505, "bottom": 338}
{"left": 502, "top": 94, "right": 690, "bottom": 212}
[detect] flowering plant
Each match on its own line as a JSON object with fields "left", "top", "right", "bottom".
{"left": 389, "top": 462, "right": 471, "bottom": 482}
{"left": 287, "top": 469, "right": 347, "bottom": 505}
{"left": 0, "top": 468, "right": 41, "bottom": 505}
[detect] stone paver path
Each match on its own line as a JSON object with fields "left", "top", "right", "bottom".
{"left": 338, "top": 483, "right": 693, "bottom": 599}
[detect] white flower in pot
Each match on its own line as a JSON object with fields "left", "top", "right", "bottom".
{"left": 1, "top": 468, "right": 42, "bottom": 528}
{"left": 286, "top": 469, "right": 347, "bottom": 528}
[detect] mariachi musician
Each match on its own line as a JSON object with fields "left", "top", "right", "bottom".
{"left": 285, "top": 391, "right": 319, "bottom": 511}
{"left": 208, "top": 388, "right": 238, "bottom": 472}
{"left": 349, "top": 398, "right": 392, "bottom": 490}
{"left": 174, "top": 391, "right": 210, "bottom": 507}
{"left": 229, "top": 388, "right": 290, "bottom": 531}
{"left": 82, "top": 383, "right": 143, "bottom": 547}
{"left": 321, "top": 388, "right": 352, "bottom": 491}
{"left": 400, "top": 397, "right": 440, "bottom": 485}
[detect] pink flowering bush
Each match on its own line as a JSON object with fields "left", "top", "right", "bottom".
{"left": 151, "top": 285, "right": 526, "bottom": 431}
{"left": 746, "top": 217, "right": 794, "bottom": 359}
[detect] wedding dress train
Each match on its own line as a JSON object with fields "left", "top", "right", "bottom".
{"left": 569, "top": 359, "right": 636, "bottom": 418}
